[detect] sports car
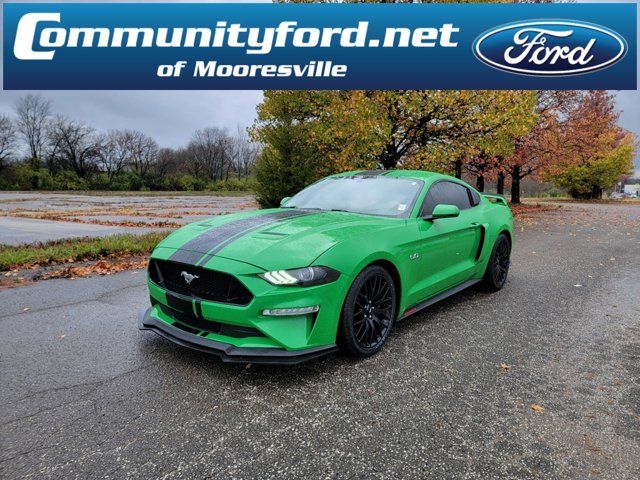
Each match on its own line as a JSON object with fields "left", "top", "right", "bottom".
{"left": 139, "top": 170, "right": 513, "bottom": 364}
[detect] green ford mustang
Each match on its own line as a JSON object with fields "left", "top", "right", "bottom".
{"left": 139, "top": 170, "right": 512, "bottom": 364}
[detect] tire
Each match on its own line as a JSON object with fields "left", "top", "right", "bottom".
{"left": 483, "top": 233, "right": 511, "bottom": 291}
{"left": 338, "top": 265, "right": 397, "bottom": 357}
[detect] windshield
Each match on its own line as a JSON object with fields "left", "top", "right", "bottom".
{"left": 284, "top": 176, "right": 424, "bottom": 218}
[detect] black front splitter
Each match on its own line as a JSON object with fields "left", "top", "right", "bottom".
{"left": 138, "top": 308, "right": 337, "bottom": 365}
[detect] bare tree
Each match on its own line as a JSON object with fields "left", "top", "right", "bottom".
{"left": 15, "top": 94, "right": 52, "bottom": 168}
{"left": 0, "top": 115, "right": 17, "bottom": 172}
{"left": 47, "top": 115, "right": 103, "bottom": 178}
{"left": 232, "top": 126, "right": 260, "bottom": 178}
{"left": 188, "top": 127, "right": 234, "bottom": 181}
{"left": 97, "top": 130, "right": 130, "bottom": 182}
{"left": 121, "top": 130, "right": 159, "bottom": 179}
{"left": 155, "top": 147, "right": 189, "bottom": 178}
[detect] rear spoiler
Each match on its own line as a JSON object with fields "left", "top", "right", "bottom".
{"left": 482, "top": 194, "right": 508, "bottom": 206}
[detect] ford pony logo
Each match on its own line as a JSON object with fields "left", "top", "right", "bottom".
{"left": 473, "top": 21, "right": 627, "bottom": 76}
{"left": 180, "top": 271, "right": 199, "bottom": 285}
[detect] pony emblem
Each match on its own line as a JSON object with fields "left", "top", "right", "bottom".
{"left": 180, "top": 271, "right": 199, "bottom": 284}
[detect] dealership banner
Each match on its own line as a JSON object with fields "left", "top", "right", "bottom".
{"left": 2, "top": 2, "right": 637, "bottom": 90}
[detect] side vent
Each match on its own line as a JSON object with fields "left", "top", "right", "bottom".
{"left": 475, "top": 226, "right": 486, "bottom": 262}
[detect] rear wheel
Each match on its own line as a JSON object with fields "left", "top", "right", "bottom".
{"left": 483, "top": 233, "right": 511, "bottom": 291}
{"left": 338, "top": 265, "right": 397, "bottom": 357}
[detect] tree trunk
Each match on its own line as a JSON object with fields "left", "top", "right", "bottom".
{"left": 476, "top": 175, "right": 485, "bottom": 192}
{"left": 496, "top": 172, "right": 505, "bottom": 195}
{"left": 591, "top": 185, "right": 603, "bottom": 199}
{"left": 380, "top": 144, "right": 398, "bottom": 170}
{"left": 511, "top": 166, "right": 521, "bottom": 204}
{"left": 454, "top": 159, "right": 462, "bottom": 179}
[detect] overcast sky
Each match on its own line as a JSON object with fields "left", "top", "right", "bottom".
{"left": 0, "top": 0, "right": 638, "bottom": 173}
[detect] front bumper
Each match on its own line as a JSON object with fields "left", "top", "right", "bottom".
{"left": 138, "top": 308, "right": 337, "bottom": 365}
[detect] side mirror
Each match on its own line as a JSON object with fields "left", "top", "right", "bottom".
{"left": 280, "top": 197, "right": 291, "bottom": 207}
{"left": 430, "top": 204, "right": 460, "bottom": 220}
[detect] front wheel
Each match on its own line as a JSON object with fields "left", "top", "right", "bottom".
{"left": 483, "top": 233, "right": 511, "bottom": 291}
{"left": 338, "top": 265, "right": 397, "bottom": 357}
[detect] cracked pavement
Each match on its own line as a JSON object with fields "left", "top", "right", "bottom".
{"left": 1, "top": 202, "right": 639, "bottom": 479}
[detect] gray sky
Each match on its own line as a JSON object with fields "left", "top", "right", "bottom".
{"left": 0, "top": 0, "right": 638, "bottom": 174}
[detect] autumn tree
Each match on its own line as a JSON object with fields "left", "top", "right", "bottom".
{"left": 542, "top": 91, "right": 636, "bottom": 199}
{"left": 505, "top": 90, "right": 580, "bottom": 203}
{"left": 252, "top": 89, "right": 537, "bottom": 203}
{"left": 459, "top": 91, "right": 537, "bottom": 191}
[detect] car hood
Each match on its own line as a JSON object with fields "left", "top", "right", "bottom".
{"left": 158, "top": 208, "right": 399, "bottom": 270}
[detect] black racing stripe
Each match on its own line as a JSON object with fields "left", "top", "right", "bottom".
{"left": 166, "top": 292, "right": 193, "bottom": 314}
{"left": 194, "top": 210, "right": 316, "bottom": 266}
{"left": 354, "top": 169, "right": 386, "bottom": 177}
{"left": 169, "top": 210, "right": 309, "bottom": 265}
{"left": 167, "top": 249, "right": 204, "bottom": 265}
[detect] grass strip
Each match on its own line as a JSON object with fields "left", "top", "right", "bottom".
{"left": 0, "top": 231, "right": 170, "bottom": 271}
{"left": 39, "top": 190, "right": 253, "bottom": 197}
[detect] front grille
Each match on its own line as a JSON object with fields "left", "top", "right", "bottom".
{"left": 157, "top": 303, "right": 264, "bottom": 338}
{"left": 149, "top": 259, "right": 253, "bottom": 306}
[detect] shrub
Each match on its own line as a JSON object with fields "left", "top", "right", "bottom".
{"left": 0, "top": 164, "right": 58, "bottom": 190}
{"left": 207, "top": 178, "right": 257, "bottom": 192}
{"left": 52, "top": 170, "right": 89, "bottom": 190}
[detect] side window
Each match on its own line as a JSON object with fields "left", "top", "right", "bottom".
{"left": 420, "top": 181, "right": 472, "bottom": 216}
{"left": 469, "top": 189, "right": 481, "bottom": 207}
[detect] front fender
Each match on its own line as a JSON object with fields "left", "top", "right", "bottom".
{"left": 314, "top": 242, "right": 411, "bottom": 316}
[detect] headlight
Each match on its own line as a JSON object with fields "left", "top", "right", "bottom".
{"left": 259, "top": 266, "right": 340, "bottom": 287}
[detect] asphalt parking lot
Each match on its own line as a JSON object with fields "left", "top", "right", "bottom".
{"left": 1, "top": 202, "right": 639, "bottom": 479}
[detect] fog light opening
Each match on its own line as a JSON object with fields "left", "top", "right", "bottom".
{"left": 262, "top": 306, "right": 320, "bottom": 316}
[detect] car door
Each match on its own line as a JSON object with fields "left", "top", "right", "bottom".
{"left": 413, "top": 181, "right": 482, "bottom": 299}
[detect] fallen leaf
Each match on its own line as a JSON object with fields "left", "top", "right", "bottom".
{"left": 583, "top": 435, "right": 602, "bottom": 453}
{"left": 499, "top": 363, "right": 511, "bottom": 370}
{"left": 530, "top": 404, "right": 545, "bottom": 412}
{"left": 37, "top": 258, "right": 148, "bottom": 280}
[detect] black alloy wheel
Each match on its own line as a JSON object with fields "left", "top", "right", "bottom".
{"left": 484, "top": 233, "right": 511, "bottom": 291}
{"left": 339, "top": 265, "right": 397, "bottom": 357}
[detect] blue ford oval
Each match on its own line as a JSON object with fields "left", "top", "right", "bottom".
{"left": 474, "top": 21, "right": 627, "bottom": 76}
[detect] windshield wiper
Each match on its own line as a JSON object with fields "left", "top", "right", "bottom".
{"left": 292, "top": 207, "right": 350, "bottom": 212}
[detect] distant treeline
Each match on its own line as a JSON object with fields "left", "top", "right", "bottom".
{"left": 0, "top": 95, "right": 260, "bottom": 191}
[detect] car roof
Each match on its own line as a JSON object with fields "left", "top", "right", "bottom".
{"left": 332, "top": 169, "right": 456, "bottom": 182}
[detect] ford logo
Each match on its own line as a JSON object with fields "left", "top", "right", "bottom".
{"left": 473, "top": 21, "right": 627, "bottom": 76}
